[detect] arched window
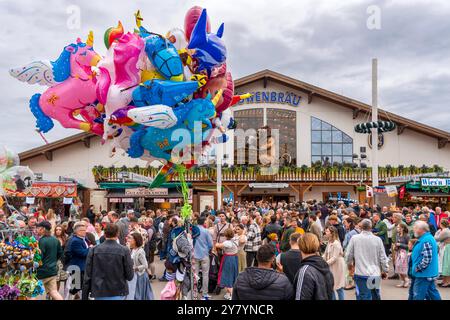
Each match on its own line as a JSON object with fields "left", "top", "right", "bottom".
{"left": 311, "top": 117, "right": 353, "bottom": 165}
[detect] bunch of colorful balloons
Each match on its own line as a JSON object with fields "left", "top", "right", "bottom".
{"left": 9, "top": 6, "right": 248, "bottom": 196}
{"left": 0, "top": 146, "right": 34, "bottom": 201}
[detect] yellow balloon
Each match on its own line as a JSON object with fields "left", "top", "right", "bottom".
{"left": 141, "top": 70, "right": 165, "bottom": 82}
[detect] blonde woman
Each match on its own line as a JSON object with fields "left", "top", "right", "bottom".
{"left": 46, "top": 209, "right": 57, "bottom": 234}
{"left": 323, "top": 226, "right": 346, "bottom": 300}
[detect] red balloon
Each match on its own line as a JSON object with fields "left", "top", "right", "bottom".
{"left": 195, "top": 70, "right": 234, "bottom": 113}
{"left": 184, "top": 6, "right": 211, "bottom": 42}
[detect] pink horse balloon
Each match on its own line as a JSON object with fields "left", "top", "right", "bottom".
{"left": 96, "top": 31, "right": 144, "bottom": 152}
{"left": 9, "top": 32, "right": 103, "bottom": 135}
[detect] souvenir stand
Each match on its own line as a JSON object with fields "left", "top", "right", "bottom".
{"left": 0, "top": 228, "right": 44, "bottom": 300}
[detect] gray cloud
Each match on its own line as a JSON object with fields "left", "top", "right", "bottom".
{"left": 0, "top": 0, "right": 449, "bottom": 153}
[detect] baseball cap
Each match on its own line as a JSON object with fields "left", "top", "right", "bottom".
{"left": 37, "top": 221, "right": 52, "bottom": 231}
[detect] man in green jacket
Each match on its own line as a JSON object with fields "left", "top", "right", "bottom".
{"left": 372, "top": 213, "right": 389, "bottom": 254}
{"left": 36, "top": 221, "right": 63, "bottom": 300}
{"left": 280, "top": 217, "right": 297, "bottom": 252}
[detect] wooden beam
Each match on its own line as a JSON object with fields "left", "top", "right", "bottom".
{"left": 43, "top": 151, "right": 53, "bottom": 161}
{"left": 438, "top": 138, "right": 448, "bottom": 149}
{"left": 308, "top": 92, "right": 315, "bottom": 104}
{"left": 82, "top": 137, "right": 91, "bottom": 148}
{"left": 237, "top": 184, "right": 248, "bottom": 195}
{"left": 289, "top": 184, "right": 300, "bottom": 194}
{"left": 224, "top": 184, "right": 234, "bottom": 194}
{"left": 352, "top": 108, "right": 361, "bottom": 119}
{"left": 263, "top": 76, "right": 268, "bottom": 88}
{"left": 397, "top": 124, "right": 407, "bottom": 135}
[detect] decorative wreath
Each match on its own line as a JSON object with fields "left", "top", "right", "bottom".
{"left": 354, "top": 121, "right": 396, "bottom": 134}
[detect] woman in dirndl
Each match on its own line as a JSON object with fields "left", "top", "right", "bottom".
{"left": 394, "top": 224, "right": 410, "bottom": 288}
{"left": 234, "top": 224, "right": 247, "bottom": 273}
{"left": 215, "top": 228, "right": 239, "bottom": 300}
{"left": 435, "top": 219, "right": 450, "bottom": 287}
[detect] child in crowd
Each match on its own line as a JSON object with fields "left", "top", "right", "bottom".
{"left": 268, "top": 233, "right": 281, "bottom": 257}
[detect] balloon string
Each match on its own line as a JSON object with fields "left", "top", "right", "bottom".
{"left": 174, "top": 164, "right": 192, "bottom": 221}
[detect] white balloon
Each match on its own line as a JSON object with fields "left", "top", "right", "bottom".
{"left": 127, "top": 105, "right": 178, "bottom": 129}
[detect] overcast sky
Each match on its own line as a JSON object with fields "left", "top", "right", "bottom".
{"left": 1, "top": 0, "right": 450, "bottom": 153}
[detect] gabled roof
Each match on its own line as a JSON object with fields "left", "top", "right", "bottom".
{"left": 19, "top": 69, "right": 450, "bottom": 161}
{"left": 235, "top": 70, "right": 450, "bottom": 143}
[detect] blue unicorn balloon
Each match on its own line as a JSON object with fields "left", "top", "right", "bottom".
{"left": 127, "top": 91, "right": 221, "bottom": 163}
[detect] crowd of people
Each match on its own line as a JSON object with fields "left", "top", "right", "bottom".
{"left": 0, "top": 200, "right": 449, "bottom": 300}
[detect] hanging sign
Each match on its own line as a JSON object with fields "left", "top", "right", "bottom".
{"left": 366, "top": 186, "right": 373, "bottom": 198}
{"left": 421, "top": 178, "right": 450, "bottom": 187}
{"left": 63, "top": 197, "right": 73, "bottom": 205}
{"left": 237, "top": 91, "right": 301, "bottom": 107}
{"left": 9, "top": 182, "right": 77, "bottom": 198}
{"left": 25, "top": 197, "right": 35, "bottom": 204}
{"left": 125, "top": 188, "right": 168, "bottom": 197}
{"left": 385, "top": 185, "right": 398, "bottom": 197}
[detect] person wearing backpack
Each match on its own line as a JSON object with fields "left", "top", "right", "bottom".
{"left": 142, "top": 217, "right": 157, "bottom": 280}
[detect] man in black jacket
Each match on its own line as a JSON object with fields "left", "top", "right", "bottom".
{"left": 82, "top": 223, "right": 134, "bottom": 300}
{"left": 232, "top": 244, "right": 294, "bottom": 300}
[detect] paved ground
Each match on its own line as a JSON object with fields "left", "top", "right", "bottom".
{"left": 39, "top": 256, "right": 450, "bottom": 300}
{"left": 149, "top": 257, "right": 450, "bottom": 300}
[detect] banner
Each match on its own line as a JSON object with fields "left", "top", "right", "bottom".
{"left": 399, "top": 186, "right": 406, "bottom": 199}
{"left": 63, "top": 197, "right": 73, "bottom": 205}
{"left": 366, "top": 186, "right": 373, "bottom": 198}
{"left": 125, "top": 187, "right": 168, "bottom": 197}
{"left": 7, "top": 182, "right": 77, "bottom": 198}
{"left": 25, "top": 197, "right": 35, "bottom": 204}
{"left": 385, "top": 185, "right": 398, "bottom": 197}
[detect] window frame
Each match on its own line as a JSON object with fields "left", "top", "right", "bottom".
{"left": 311, "top": 117, "right": 353, "bottom": 164}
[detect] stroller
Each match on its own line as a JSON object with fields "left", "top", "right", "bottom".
{"left": 197, "top": 252, "right": 221, "bottom": 295}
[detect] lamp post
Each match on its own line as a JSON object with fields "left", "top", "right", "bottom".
{"left": 371, "top": 58, "right": 379, "bottom": 205}
{"left": 216, "top": 144, "right": 223, "bottom": 211}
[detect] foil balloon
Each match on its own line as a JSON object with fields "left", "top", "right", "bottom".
{"left": 143, "top": 33, "right": 184, "bottom": 82}
{"left": 195, "top": 69, "right": 234, "bottom": 113}
{"left": 166, "top": 28, "right": 188, "bottom": 51}
{"left": 9, "top": 32, "right": 103, "bottom": 135}
{"left": 97, "top": 32, "right": 144, "bottom": 119}
{"left": 0, "top": 146, "right": 20, "bottom": 172}
{"left": 104, "top": 21, "right": 124, "bottom": 49}
{"left": 127, "top": 105, "right": 178, "bottom": 129}
{"left": 103, "top": 121, "right": 161, "bottom": 164}
{"left": 132, "top": 79, "right": 201, "bottom": 107}
{"left": 184, "top": 6, "right": 211, "bottom": 42}
{"left": 127, "top": 91, "right": 221, "bottom": 162}
{"left": 0, "top": 166, "right": 34, "bottom": 193}
{"left": 187, "top": 9, "right": 226, "bottom": 76}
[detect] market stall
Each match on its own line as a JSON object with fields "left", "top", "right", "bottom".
{"left": 0, "top": 229, "right": 44, "bottom": 300}
{"left": 6, "top": 181, "right": 80, "bottom": 220}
